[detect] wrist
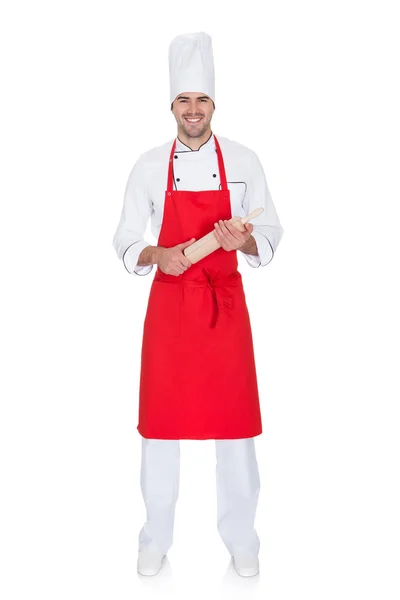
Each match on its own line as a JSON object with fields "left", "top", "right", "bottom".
{"left": 238, "top": 237, "right": 251, "bottom": 252}
{"left": 152, "top": 246, "right": 164, "bottom": 265}
{"left": 238, "top": 234, "right": 257, "bottom": 255}
{"left": 137, "top": 245, "right": 163, "bottom": 267}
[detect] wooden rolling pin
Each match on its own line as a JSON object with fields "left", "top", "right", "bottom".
{"left": 183, "top": 207, "right": 264, "bottom": 264}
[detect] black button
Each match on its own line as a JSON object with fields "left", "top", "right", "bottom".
{"left": 177, "top": 178, "right": 180, "bottom": 182}
{"left": 213, "top": 174, "right": 217, "bottom": 177}
{"left": 174, "top": 155, "right": 178, "bottom": 159}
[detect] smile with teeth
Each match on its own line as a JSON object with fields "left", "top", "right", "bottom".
{"left": 185, "top": 117, "right": 202, "bottom": 123}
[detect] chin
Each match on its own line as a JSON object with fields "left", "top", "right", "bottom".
{"left": 182, "top": 125, "right": 208, "bottom": 138}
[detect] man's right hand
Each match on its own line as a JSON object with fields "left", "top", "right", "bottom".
{"left": 157, "top": 238, "right": 196, "bottom": 276}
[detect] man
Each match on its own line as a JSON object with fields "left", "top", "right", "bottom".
{"left": 112, "top": 32, "right": 284, "bottom": 578}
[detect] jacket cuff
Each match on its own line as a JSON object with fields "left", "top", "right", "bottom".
{"left": 122, "top": 241, "right": 154, "bottom": 276}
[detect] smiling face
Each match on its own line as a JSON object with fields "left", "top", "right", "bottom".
{"left": 171, "top": 92, "right": 215, "bottom": 141}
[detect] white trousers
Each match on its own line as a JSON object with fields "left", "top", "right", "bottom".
{"left": 138, "top": 437, "right": 261, "bottom": 557}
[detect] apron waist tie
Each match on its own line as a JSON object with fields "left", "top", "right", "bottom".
{"left": 154, "top": 268, "right": 242, "bottom": 329}
{"left": 202, "top": 268, "right": 241, "bottom": 328}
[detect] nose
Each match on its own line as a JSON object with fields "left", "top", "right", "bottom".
{"left": 186, "top": 100, "right": 203, "bottom": 116}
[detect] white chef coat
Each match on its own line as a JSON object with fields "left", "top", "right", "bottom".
{"left": 113, "top": 132, "right": 284, "bottom": 275}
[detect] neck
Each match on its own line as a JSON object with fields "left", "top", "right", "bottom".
{"left": 176, "top": 126, "right": 213, "bottom": 150}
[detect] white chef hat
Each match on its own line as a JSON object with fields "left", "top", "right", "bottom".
{"left": 169, "top": 32, "right": 215, "bottom": 105}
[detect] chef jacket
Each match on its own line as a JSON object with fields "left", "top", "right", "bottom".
{"left": 113, "top": 133, "right": 284, "bottom": 275}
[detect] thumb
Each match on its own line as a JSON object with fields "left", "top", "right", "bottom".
{"left": 177, "top": 237, "right": 196, "bottom": 249}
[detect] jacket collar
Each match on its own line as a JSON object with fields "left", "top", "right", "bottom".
{"left": 175, "top": 132, "right": 215, "bottom": 154}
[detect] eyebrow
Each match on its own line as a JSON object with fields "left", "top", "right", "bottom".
{"left": 177, "top": 95, "right": 210, "bottom": 100}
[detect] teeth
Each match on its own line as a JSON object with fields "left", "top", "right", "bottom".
{"left": 186, "top": 118, "right": 201, "bottom": 122}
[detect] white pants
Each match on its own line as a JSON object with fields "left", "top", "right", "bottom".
{"left": 138, "top": 437, "right": 261, "bottom": 557}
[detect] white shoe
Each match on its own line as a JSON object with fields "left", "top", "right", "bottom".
{"left": 137, "top": 549, "right": 165, "bottom": 576}
{"left": 232, "top": 553, "right": 260, "bottom": 577}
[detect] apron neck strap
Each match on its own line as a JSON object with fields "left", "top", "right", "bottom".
{"left": 167, "top": 134, "right": 228, "bottom": 192}
{"left": 167, "top": 139, "right": 177, "bottom": 192}
{"left": 213, "top": 135, "right": 228, "bottom": 191}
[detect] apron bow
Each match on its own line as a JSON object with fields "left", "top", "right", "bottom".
{"left": 202, "top": 268, "right": 240, "bottom": 328}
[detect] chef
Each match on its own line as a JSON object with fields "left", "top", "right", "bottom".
{"left": 113, "top": 32, "right": 284, "bottom": 578}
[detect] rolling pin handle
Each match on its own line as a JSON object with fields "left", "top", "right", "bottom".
{"left": 240, "top": 207, "right": 264, "bottom": 225}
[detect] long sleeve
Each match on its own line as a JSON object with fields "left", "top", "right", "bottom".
{"left": 240, "top": 150, "right": 284, "bottom": 268}
{"left": 112, "top": 156, "right": 154, "bottom": 276}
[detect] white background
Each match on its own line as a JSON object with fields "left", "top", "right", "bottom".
{"left": 1, "top": 0, "right": 399, "bottom": 598}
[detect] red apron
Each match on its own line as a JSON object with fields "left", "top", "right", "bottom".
{"left": 138, "top": 135, "right": 262, "bottom": 439}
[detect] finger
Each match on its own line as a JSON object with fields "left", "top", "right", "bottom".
{"left": 214, "top": 223, "right": 227, "bottom": 244}
{"left": 214, "top": 226, "right": 228, "bottom": 250}
{"left": 172, "top": 266, "right": 185, "bottom": 276}
{"left": 216, "top": 220, "right": 234, "bottom": 242}
{"left": 224, "top": 219, "right": 246, "bottom": 242}
{"left": 178, "top": 256, "right": 191, "bottom": 268}
{"left": 221, "top": 220, "right": 248, "bottom": 249}
{"left": 216, "top": 223, "right": 238, "bottom": 250}
{"left": 220, "top": 219, "right": 244, "bottom": 243}
{"left": 170, "top": 257, "right": 186, "bottom": 274}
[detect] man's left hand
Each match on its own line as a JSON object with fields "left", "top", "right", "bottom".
{"left": 213, "top": 219, "right": 254, "bottom": 251}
